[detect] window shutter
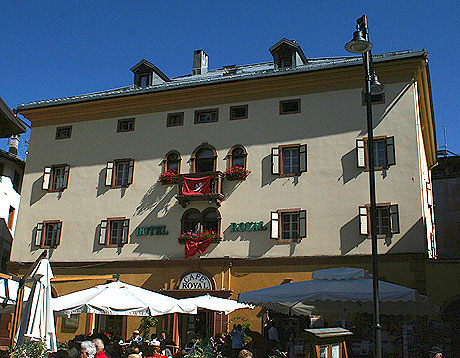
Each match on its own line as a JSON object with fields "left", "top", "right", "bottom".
{"left": 105, "top": 162, "right": 114, "bottom": 186}
{"left": 121, "top": 219, "right": 130, "bottom": 244}
{"left": 42, "top": 167, "right": 51, "bottom": 190}
{"left": 299, "top": 145, "right": 307, "bottom": 173}
{"left": 127, "top": 160, "right": 134, "bottom": 185}
{"left": 389, "top": 204, "right": 400, "bottom": 234}
{"left": 270, "top": 211, "right": 279, "bottom": 239}
{"left": 62, "top": 165, "right": 70, "bottom": 189}
{"left": 271, "top": 148, "right": 280, "bottom": 175}
{"left": 356, "top": 140, "right": 366, "bottom": 168}
{"left": 99, "top": 220, "right": 108, "bottom": 245}
{"left": 359, "top": 206, "right": 369, "bottom": 235}
{"left": 35, "top": 223, "right": 44, "bottom": 246}
{"left": 299, "top": 210, "right": 307, "bottom": 239}
{"left": 55, "top": 222, "right": 62, "bottom": 247}
{"left": 386, "top": 136, "right": 396, "bottom": 166}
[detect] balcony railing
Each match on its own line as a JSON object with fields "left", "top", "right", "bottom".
{"left": 175, "top": 171, "right": 224, "bottom": 207}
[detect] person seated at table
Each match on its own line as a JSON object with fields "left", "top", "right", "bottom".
{"left": 128, "top": 330, "right": 144, "bottom": 345}
{"left": 147, "top": 339, "right": 167, "bottom": 358}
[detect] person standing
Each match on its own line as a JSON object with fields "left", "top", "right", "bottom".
{"left": 230, "top": 324, "right": 244, "bottom": 358}
{"left": 267, "top": 321, "right": 280, "bottom": 354}
{"left": 92, "top": 338, "right": 109, "bottom": 358}
{"left": 81, "top": 341, "right": 97, "bottom": 358}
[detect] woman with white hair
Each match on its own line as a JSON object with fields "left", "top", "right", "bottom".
{"left": 80, "top": 341, "right": 97, "bottom": 358}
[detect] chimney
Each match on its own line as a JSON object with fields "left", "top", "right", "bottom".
{"left": 9, "top": 135, "right": 19, "bottom": 155}
{"left": 192, "top": 50, "right": 208, "bottom": 75}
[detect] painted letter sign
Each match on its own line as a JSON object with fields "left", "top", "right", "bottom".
{"left": 178, "top": 272, "right": 212, "bottom": 290}
{"left": 230, "top": 221, "right": 267, "bottom": 232}
{"left": 136, "top": 226, "right": 168, "bottom": 236}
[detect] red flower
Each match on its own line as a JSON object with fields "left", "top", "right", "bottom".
{"left": 225, "top": 166, "right": 251, "bottom": 180}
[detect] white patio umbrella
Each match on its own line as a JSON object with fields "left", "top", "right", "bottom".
{"left": 179, "top": 294, "right": 253, "bottom": 314}
{"left": 238, "top": 267, "right": 438, "bottom": 317}
{"left": 0, "top": 278, "right": 31, "bottom": 312}
{"left": 52, "top": 281, "right": 197, "bottom": 316}
{"left": 15, "top": 259, "right": 57, "bottom": 352}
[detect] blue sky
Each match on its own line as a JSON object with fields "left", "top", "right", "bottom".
{"left": 1, "top": 1, "right": 459, "bottom": 159}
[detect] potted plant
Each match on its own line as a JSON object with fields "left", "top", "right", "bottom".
{"left": 158, "top": 169, "right": 179, "bottom": 184}
{"left": 225, "top": 166, "right": 251, "bottom": 181}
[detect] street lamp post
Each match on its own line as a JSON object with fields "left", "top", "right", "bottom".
{"left": 345, "top": 15, "right": 384, "bottom": 358}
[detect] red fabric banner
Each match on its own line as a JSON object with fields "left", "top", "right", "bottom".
{"left": 182, "top": 176, "right": 212, "bottom": 196}
{"left": 185, "top": 236, "right": 215, "bottom": 258}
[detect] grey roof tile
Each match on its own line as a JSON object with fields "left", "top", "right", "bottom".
{"left": 17, "top": 50, "right": 425, "bottom": 111}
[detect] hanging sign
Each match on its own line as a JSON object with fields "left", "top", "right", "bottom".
{"left": 136, "top": 226, "right": 168, "bottom": 236}
{"left": 178, "top": 272, "right": 212, "bottom": 290}
{"left": 230, "top": 221, "right": 267, "bottom": 232}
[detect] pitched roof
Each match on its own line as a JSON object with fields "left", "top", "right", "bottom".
{"left": 16, "top": 49, "right": 426, "bottom": 111}
{"left": 0, "top": 97, "right": 27, "bottom": 137}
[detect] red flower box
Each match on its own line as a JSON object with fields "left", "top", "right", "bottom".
{"left": 224, "top": 166, "right": 251, "bottom": 181}
{"left": 158, "top": 170, "right": 179, "bottom": 184}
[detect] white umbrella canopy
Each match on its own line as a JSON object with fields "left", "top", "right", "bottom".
{"left": 179, "top": 294, "right": 253, "bottom": 314}
{"left": 15, "top": 259, "right": 57, "bottom": 352}
{"left": 0, "top": 278, "right": 31, "bottom": 312}
{"left": 239, "top": 267, "right": 438, "bottom": 317}
{"left": 52, "top": 281, "right": 197, "bottom": 316}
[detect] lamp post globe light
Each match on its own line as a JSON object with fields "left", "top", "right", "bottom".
{"left": 345, "top": 15, "right": 384, "bottom": 358}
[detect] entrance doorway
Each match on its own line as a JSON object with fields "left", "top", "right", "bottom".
{"left": 179, "top": 310, "right": 215, "bottom": 341}
{"left": 95, "top": 315, "right": 123, "bottom": 338}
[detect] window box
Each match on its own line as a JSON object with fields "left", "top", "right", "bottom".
{"left": 225, "top": 166, "right": 251, "bottom": 181}
{"left": 178, "top": 230, "right": 221, "bottom": 244}
{"left": 158, "top": 170, "right": 179, "bottom": 185}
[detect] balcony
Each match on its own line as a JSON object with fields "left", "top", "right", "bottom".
{"left": 175, "top": 171, "right": 224, "bottom": 207}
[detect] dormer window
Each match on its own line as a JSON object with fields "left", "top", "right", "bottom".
{"left": 139, "top": 74, "right": 151, "bottom": 87}
{"left": 270, "top": 38, "right": 308, "bottom": 70}
{"left": 131, "top": 59, "right": 170, "bottom": 87}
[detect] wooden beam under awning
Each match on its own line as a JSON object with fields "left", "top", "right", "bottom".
{"left": 159, "top": 289, "right": 233, "bottom": 299}
{"left": 51, "top": 274, "right": 119, "bottom": 282}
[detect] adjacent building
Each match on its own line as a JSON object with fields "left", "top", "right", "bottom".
{"left": 0, "top": 97, "right": 26, "bottom": 272}
{"left": 10, "top": 40, "right": 436, "bottom": 343}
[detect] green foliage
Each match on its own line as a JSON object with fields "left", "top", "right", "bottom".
{"left": 229, "top": 315, "right": 250, "bottom": 331}
{"left": 139, "top": 316, "right": 159, "bottom": 337}
{"left": 11, "top": 339, "right": 47, "bottom": 358}
{"left": 182, "top": 340, "right": 224, "bottom": 358}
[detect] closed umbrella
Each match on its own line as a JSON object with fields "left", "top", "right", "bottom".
{"left": 15, "top": 259, "right": 57, "bottom": 352}
{"left": 180, "top": 294, "right": 253, "bottom": 314}
{"left": 52, "top": 281, "right": 197, "bottom": 316}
